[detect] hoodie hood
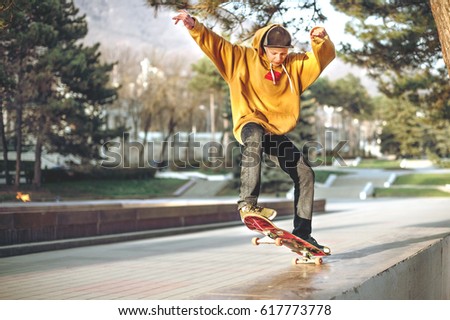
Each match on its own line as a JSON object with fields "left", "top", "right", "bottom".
{"left": 252, "top": 24, "right": 294, "bottom": 93}
{"left": 252, "top": 24, "right": 282, "bottom": 56}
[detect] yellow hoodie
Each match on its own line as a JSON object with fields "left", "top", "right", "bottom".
{"left": 189, "top": 21, "right": 336, "bottom": 144}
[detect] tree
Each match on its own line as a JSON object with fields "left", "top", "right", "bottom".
{"left": 1, "top": 0, "right": 119, "bottom": 187}
{"left": 332, "top": 1, "right": 441, "bottom": 75}
{"left": 106, "top": 48, "right": 143, "bottom": 141}
{"left": 429, "top": 0, "right": 450, "bottom": 77}
{"left": 331, "top": 0, "right": 449, "bottom": 158}
{"left": 1, "top": 0, "right": 45, "bottom": 187}
{"left": 0, "top": 0, "right": 15, "bottom": 29}
{"left": 147, "top": 0, "right": 326, "bottom": 46}
{"left": 330, "top": 1, "right": 449, "bottom": 114}
{"left": 0, "top": 3, "right": 17, "bottom": 184}
{"left": 311, "top": 75, "right": 373, "bottom": 118}
{"left": 376, "top": 96, "right": 424, "bottom": 158}
{"left": 308, "top": 75, "right": 376, "bottom": 157}
{"left": 188, "top": 56, "right": 231, "bottom": 169}
{"left": 0, "top": 94, "right": 12, "bottom": 185}
{"left": 139, "top": 60, "right": 166, "bottom": 165}
{"left": 189, "top": 57, "right": 227, "bottom": 133}
{"left": 286, "top": 89, "right": 317, "bottom": 159}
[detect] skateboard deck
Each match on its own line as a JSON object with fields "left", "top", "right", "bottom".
{"left": 243, "top": 213, "right": 331, "bottom": 265}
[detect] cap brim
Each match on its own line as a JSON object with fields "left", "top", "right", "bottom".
{"left": 264, "top": 44, "right": 293, "bottom": 48}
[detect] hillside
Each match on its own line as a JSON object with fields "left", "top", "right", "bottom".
{"left": 74, "top": 0, "right": 203, "bottom": 61}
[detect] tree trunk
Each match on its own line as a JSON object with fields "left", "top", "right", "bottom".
{"left": 159, "top": 116, "right": 177, "bottom": 168}
{"left": 0, "top": 104, "right": 11, "bottom": 185}
{"left": 14, "top": 104, "right": 22, "bottom": 188}
{"left": 33, "top": 140, "right": 42, "bottom": 188}
{"left": 430, "top": 0, "right": 450, "bottom": 77}
{"left": 33, "top": 129, "right": 43, "bottom": 188}
{"left": 141, "top": 114, "right": 152, "bottom": 167}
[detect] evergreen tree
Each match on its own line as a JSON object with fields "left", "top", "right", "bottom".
{"left": 287, "top": 90, "right": 317, "bottom": 158}
{"left": 307, "top": 1, "right": 450, "bottom": 159}
{"left": 378, "top": 96, "right": 425, "bottom": 158}
{"left": 1, "top": 0, "right": 120, "bottom": 187}
{"left": 331, "top": 1, "right": 441, "bottom": 75}
{"left": 1, "top": 0, "right": 42, "bottom": 187}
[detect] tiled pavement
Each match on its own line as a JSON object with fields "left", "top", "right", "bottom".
{"left": 1, "top": 198, "right": 449, "bottom": 300}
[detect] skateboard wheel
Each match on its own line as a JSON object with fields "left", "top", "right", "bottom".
{"left": 323, "top": 246, "right": 331, "bottom": 255}
{"left": 314, "top": 257, "right": 323, "bottom": 265}
{"left": 275, "top": 238, "right": 283, "bottom": 246}
{"left": 291, "top": 258, "right": 299, "bottom": 266}
{"left": 251, "top": 237, "right": 260, "bottom": 246}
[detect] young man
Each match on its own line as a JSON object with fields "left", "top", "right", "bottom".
{"left": 173, "top": 10, "right": 335, "bottom": 248}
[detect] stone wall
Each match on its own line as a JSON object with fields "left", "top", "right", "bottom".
{"left": 0, "top": 199, "right": 326, "bottom": 246}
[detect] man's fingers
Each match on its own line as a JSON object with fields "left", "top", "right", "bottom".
{"left": 310, "top": 27, "right": 327, "bottom": 39}
{"left": 173, "top": 10, "right": 194, "bottom": 29}
{"left": 176, "top": 9, "right": 190, "bottom": 20}
{"left": 172, "top": 12, "right": 185, "bottom": 25}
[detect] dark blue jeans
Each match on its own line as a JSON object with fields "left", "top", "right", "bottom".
{"left": 238, "top": 123, "right": 315, "bottom": 237}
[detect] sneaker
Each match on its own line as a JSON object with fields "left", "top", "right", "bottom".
{"left": 299, "top": 235, "right": 325, "bottom": 250}
{"left": 239, "top": 204, "right": 277, "bottom": 222}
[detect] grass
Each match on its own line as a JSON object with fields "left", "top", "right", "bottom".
{"left": 314, "top": 170, "right": 349, "bottom": 184}
{"left": 375, "top": 187, "right": 449, "bottom": 198}
{"left": 4, "top": 170, "right": 449, "bottom": 202}
{"left": 374, "top": 172, "right": 450, "bottom": 198}
{"left": 356, "top": 159, "right": 402, "bottom": 169}
{"left": 0, "top": 178, "right": 186, "bottom": 202}
{"left": 394, "top": 173, "right": 450, "bottom": 186}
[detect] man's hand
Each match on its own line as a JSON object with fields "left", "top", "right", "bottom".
{"left": 310, "top": 27, "right": 327, "bottom": 39}
{"left": 172, "top": 10, "right": 195, "bottom": 30}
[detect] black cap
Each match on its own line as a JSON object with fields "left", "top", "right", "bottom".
{"left": 263, "top": 26, "right": 293, "bottom": 48}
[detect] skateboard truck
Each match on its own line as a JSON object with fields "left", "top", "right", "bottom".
{"left": 251, "top": 236, "right": 325, "bottom": 265}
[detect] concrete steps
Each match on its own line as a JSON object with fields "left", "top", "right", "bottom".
{"left": 314, "top": 169, "right": 396, "bottom": 200}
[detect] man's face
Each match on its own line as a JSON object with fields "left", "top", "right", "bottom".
{"left": 264, "top": 47, "right": 289, "bottom": 67}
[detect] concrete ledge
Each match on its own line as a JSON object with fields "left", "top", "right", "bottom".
{"left": 0, "top": 220, "right": 243, "bottom": 257}
{"left": 335, "top": 235, "right": 450, "bottom": 299}
{"left": 1, "top": 199, "right": 448, "bottom": 300}
{"left": 0, "top": 198, "right": 326, "bottom": 252}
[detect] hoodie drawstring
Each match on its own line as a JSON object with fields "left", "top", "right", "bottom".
{"left": 269, "top": 63, "right": 294, "bottom": 93}
{"left": 269, "top": 63, "right": 276, "bottom": 85}
{"left": 281, "top": 64, "right": 294, "bottom": 93}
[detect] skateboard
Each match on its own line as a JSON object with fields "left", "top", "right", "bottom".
{"left": 243, "top": 214, "right": 331, "bottom": 265}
